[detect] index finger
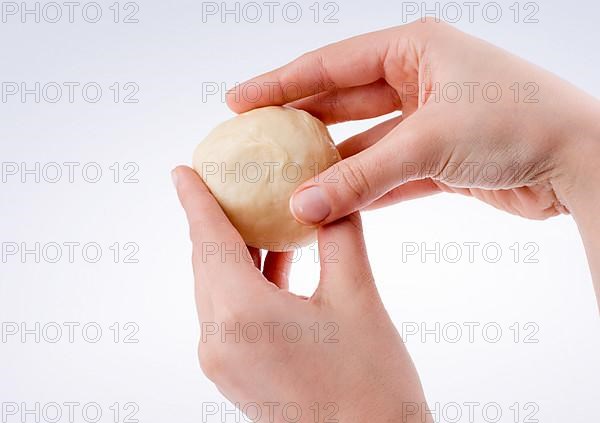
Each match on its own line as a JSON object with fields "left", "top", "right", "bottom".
{"left": 226, "top": 27, "right": 396, "bottom": 113}
{"left": 172, "top": 166, "right": 266, "bottom": 295}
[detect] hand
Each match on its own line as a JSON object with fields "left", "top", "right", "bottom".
{"left": 172, "top": 165, "right": 432, "bottom": 423}
{"left": 226, "top": 19, "right": 600, "bottom": 225}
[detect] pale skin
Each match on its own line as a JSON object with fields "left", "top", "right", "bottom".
{"left": 173, "top": 167, "right": 431, "bottom": 422}
{"left": 174, "top": 19, "right": 600, "bottom": 422}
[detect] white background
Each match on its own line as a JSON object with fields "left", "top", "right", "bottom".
{"left": 1, "top": 0, "right": 599, "bottom": 422}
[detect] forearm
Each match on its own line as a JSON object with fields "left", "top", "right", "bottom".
{"left": 555, "top": 100, "right": 600, "bottom": 306}
{"left": 577, "top": 211, "right": 600, "bottom": 304}
{"left": 567, "top": 173, "right": 600, "bottom": 305}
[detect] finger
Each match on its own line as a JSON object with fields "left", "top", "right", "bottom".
{"left": 314, "top": 213, "right": 375, "bottom": 299}
{"left": 337, "top": 115, "right": 403, "bottom": 159}
{"left": 287, "top": 79, "right": 402, "bottom": 125}
{"left": 172, "top": 166, "right": 266, "bottom": 295}
{"left": 364, "top": 179, "right": 441, "bottom": 210}
{"left": 263, "top": 251, "right": 293, "bottom": 290}
{"left": 226, "top": 27, "right": 408, "bottom": 113}
{"left": 290, "top": 109, "right": 444, "bottom": 225}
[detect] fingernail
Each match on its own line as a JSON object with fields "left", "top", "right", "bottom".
{"left": 171, "top": 169, "right": 179, "bottom": 189}
{"left": 290, "top": 186, "right": 331, "bottom": 224}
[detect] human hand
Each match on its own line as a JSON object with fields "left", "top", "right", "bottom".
{"left": 226, "top": 19, "right": 600, "bottom": 225}
{"left": 172, "top": 165, "right": 432, "bottom": 423}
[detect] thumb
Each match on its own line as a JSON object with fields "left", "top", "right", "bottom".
{"left": 315, "top": 212, "right": 375, "bottom": 298}
{"left": 290, "top": 111, "right": 440, "bottom": 225}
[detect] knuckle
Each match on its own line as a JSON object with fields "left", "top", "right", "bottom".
{"left": 217, "top": 301, "right": 256, "bottom": 329}
{"left": 420, "top": 16, "right": 442, "bottom": 26}
{"left": 313, "top": 54, "right": 336, "bottom": 92}
{"left": 326, "top": 91, "right": 351, "bottom": 122}
{"left": 296, "top": 51, "right": 335, "bottom": 94}
{"left": 198, "top": 343, "right": 224, "bottom": 382}
{"left": 337, "top": 160, "right": 373, "bottom": 205}
{"left": 408, "top": 16, "right": 451, "bottom": 35}
{"left": 198, "top": 307, "right": 255, "bottom": 381}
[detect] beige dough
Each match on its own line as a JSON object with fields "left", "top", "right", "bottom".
{"left": 193, "top": 106, "right": 340, "bottom": 251}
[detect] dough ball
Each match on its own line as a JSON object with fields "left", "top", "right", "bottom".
{"left": 193, "top": 106, "right": 340, "bottom": 251}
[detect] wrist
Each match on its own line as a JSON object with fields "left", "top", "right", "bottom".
{"left": 552, "top": 97, "right": 600, "bottom": 304}
{"left": 551, "top": 99, "right": 600, "bottom": 219}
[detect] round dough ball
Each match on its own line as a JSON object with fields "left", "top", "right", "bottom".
{"left": 193, "top": 106, "right": 340, "bottom": 251}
